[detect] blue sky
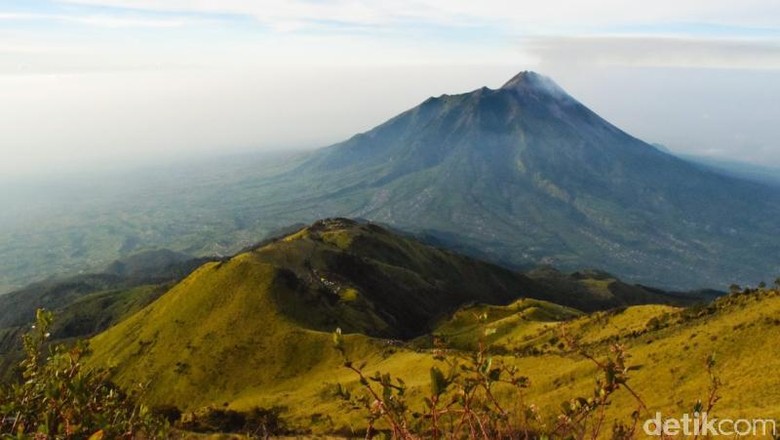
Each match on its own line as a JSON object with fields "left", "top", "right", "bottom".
{"left": 1, "top": 0, "right": 780, "bottom": 174}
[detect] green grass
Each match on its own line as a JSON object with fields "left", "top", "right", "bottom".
{"left": 71, "top": 219, "right": 779, "bottom": 436}
{"left": 87, "top": 254, "right": 381, "bottom": 411}
{"left": 85, "top": 227, "right": 780, "bottom": 434}
{"left": 320, "top": 230, "right": 353, "bottom": 249}
{"left": 431, "top": 298, "right": 581, "bottom": 350}
{"left": 217, "top": 289, "right": 780, "bottom": 433}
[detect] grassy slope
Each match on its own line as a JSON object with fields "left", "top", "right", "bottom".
{"left": 275, "top": 289, "right": 780, "bottom": 433}
{"left": 0, "top": 249, "right": 209, "bottom": 329}
{"left": 88, "top": 254, "right": 380, "bottom": 412}
{"left": 347, "top": 289, "right": 780, "bottom": 427}
{"left": 87, "top": 218, "right": 539, "bottom": 413}
{"left": 91, "top": 282, "right": 780, "bottom": 434}
{"left": 2, "top": 219, "right": 703, "bottom": 383}
{"left": 0, "top": 250, "right": 210, "bottom": 380}
{"left": 430, "top": 298, "right": 583, "bottom": 349}
{"left": 85, "top": 220, "right": 582, "bottom": 431}
{"left": 83, "top": 226, "right": 779, "bottom": 434}
{"left": 0, "top": 283, "right": 169, "bottom": 382}
{"left": 79, "top": 220, "right": 780, "bottom": 432}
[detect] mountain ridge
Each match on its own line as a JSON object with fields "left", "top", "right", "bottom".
{"left": 0, "top": 218, "right": 707, "bottom": 354}
{"left": 76, "top": 219, "right": 779, "bottom": 433}
{"left": 79, "top": 218, "right": 723, "bottom": 417}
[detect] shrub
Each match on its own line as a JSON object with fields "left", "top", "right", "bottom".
{"left": 331, "top": 317, "right": 692, "bottom": 440}
{"left": 0, "top": 309, "right": 168, "bottom": 439}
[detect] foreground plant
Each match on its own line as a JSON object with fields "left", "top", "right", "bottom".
{"left": 0, "top": 309, "right": 168, "bottom": 439}
{"left": 333, "top": 316, "right": 538, "bottom": 439}
{"left": 333, "top": 314, "right": 656, "bottom": 439}
{"left": 555, "top": 329, "right": 647, "bottom": 440}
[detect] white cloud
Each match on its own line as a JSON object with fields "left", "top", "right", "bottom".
{"left": 0, "top": 11, "right": 192, "bottom": 28}
{"left": 5, "top": 1, "right": 777, "bottom": 73}
{"left": 69, "top": 14, "right": 187, "bottom": 28}
{"left": 524, "top": 36, "right": 780, "bottom": 70}
{"left": 55, "top": 0, "right": 780, "bottom": 31}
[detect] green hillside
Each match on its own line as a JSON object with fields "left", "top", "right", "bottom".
{"left": 0, "top": 249, "right": 208, "bottom": 329}
{"left": 88, "top": 254, "right": 373, "bottom": 411}
{"left": 0, "top": 251, "right": 210, "bottom": 381}
{"left": 85, "top": 218, "right": 557, "bottom": 409}
{"left": 427, "top": 287, "right": 780, "bottom": 424}
{"left": 76, "top": 219, "right": 780, "bottom": 436}
{"left": 0, "top": 219, "right": 704, "bottom": 385}
{"left": 85, "top": 256, "right": 780, "bottom": 435}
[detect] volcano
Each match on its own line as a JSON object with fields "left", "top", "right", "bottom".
{"left": 233, "top": 72, "right": 780, "bottom": 288}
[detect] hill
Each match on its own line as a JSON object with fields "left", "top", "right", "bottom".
{"left": 0, "top": 250, "right": 212, "bottom": 380}
{"left": 82, "top": 239, "right": 780, "bottom": 435}
{"left": 77, "top": 219, "right": 731, "bottom": 433}
{"left": 1, "top": 219, "right": 705, "bottom": 385}
{"left": 426, "top": 286, "right": 780, "bottom": 427}
{"left": 0, "top": 249, "right": 209, "bottom": 329}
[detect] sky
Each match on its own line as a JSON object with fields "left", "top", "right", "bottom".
{"left": 1, "top": 0, "right": 780, "bottom": 176}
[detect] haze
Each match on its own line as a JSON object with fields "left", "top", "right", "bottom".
{"left": 2, "top": 0, "right": 780, "bottom": 177}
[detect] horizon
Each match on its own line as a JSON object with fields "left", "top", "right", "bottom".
{"left": 1, "top": 1, "right": 780, "bottom": 177}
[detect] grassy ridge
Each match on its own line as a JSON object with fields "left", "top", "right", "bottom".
{"left": 0, "top": 219, "right": 703, "bottom": 384}
{"left": 88, "top": 254, "right": 380, "bottom": 411}
{"left": 81, "top": 220, "right": 778, "bottom": 435}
